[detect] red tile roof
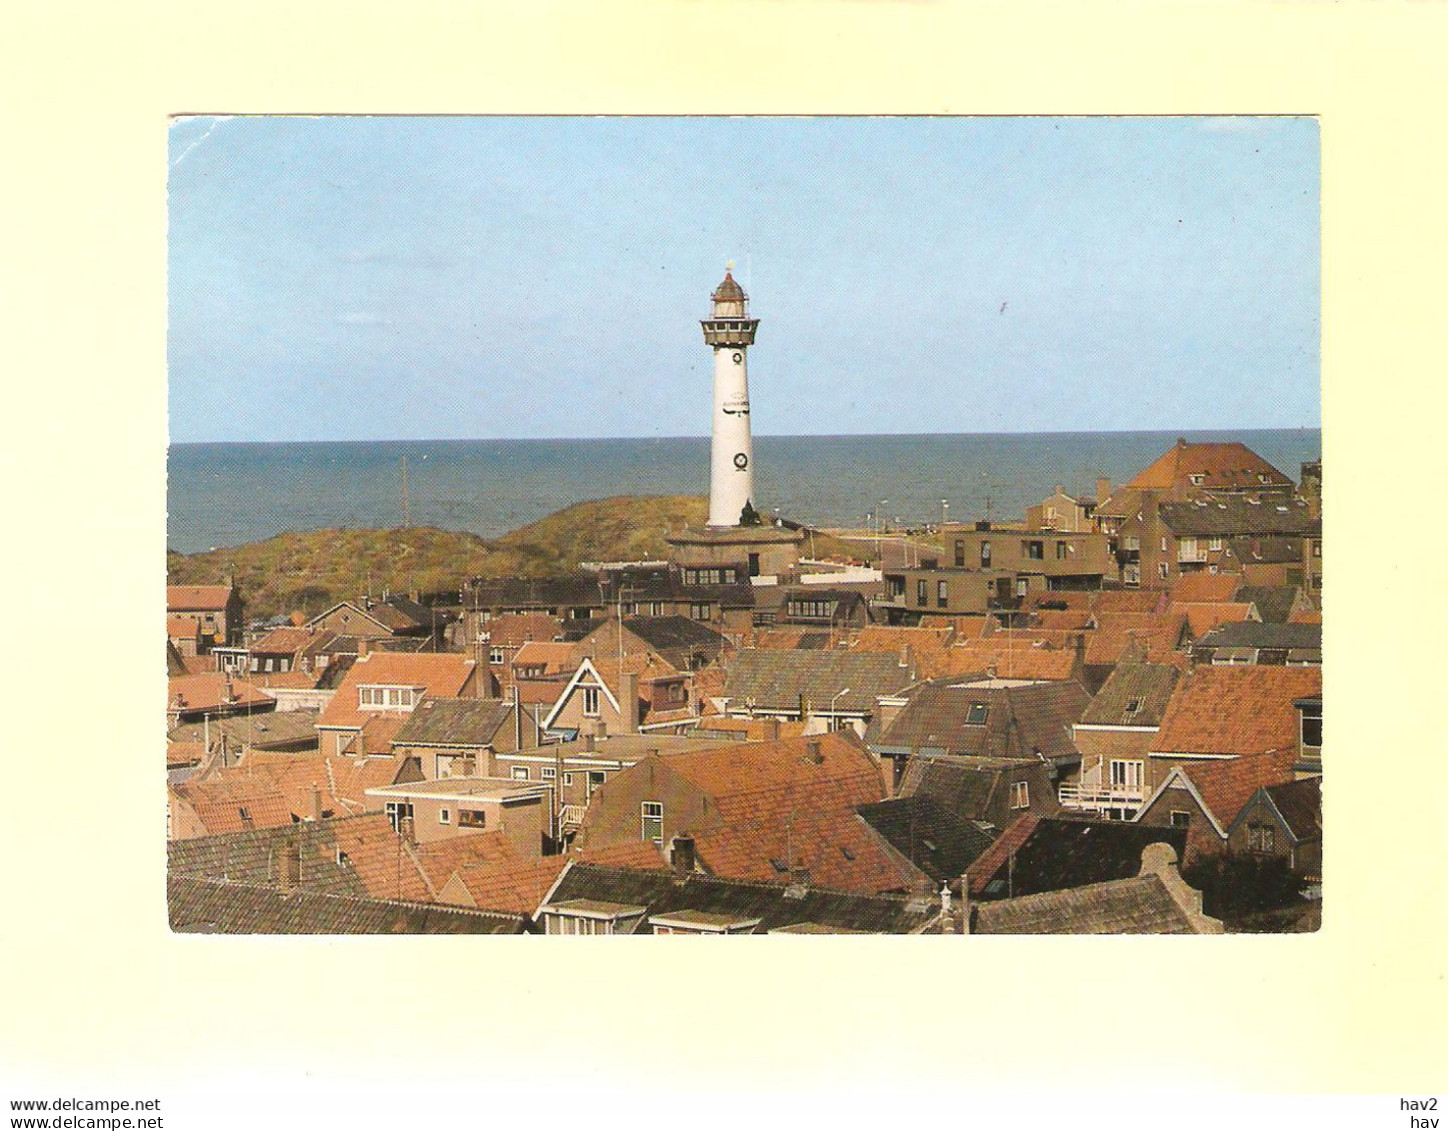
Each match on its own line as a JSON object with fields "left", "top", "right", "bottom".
{"left": 316, "top": 652, "right": 476, "bottom": 730}
{"left": 1170, "top": 749, "right": 1301, "bottom": 832}
{"left": 1153, "top": 666, "right": 1322, "bottom": 757}
{"left": 480, "top": 613, "right": 563, "bottom": 648}
{"left": 167, "top": 585, "right": 235, "bottom": 611}
{"left": 660, "top": 732, "right": 886, "bottom": 822}
{"left": 1170, "top": 572, "right": 1241, "bottom": 604}
{"left": 167, "top": 616, "right": 202, "bottom": 638}
{"left": 250, "top": 626, "right": 321, "bottom": 654}
{"left": 169, "top": 754, "right": 407, "bottom": 837}
{"left": 168, "top": 673, "right": 275, "bottom": 715}
{"left": 691, "top": 807, "right": 921, "bottom": 894}
{"left": 1175, "top": 601, "right": 1254, "bottom": 638}
{"left": 1085, "top": 612, "right": 1186, "bottom": 667}
{"left": 939, "top": 643, "right": 1078, "bottom": 682}
{"left": 510, "top": 641, "right": 577, "bottom": 675}
{"left": 1127, "top": 440, "right": 1293, "bottom": 492}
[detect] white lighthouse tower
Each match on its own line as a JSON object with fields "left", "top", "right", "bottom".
{"left": 701, "top": 267, "right": 760, "bottom": 528}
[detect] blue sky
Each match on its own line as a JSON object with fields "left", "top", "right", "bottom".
{"left": 168, "top": 116, "right": 1319, "bottom": 442}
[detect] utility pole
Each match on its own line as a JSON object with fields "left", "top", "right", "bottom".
{"left": 400, "top": 455, "right": 410, "bottom": 528}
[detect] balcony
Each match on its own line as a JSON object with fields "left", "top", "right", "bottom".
{"left": 1058, "top": 783, "right": 1146, "bottom": 814}
{"left": 559, "top": 804, "right": 589, "bottom": 829}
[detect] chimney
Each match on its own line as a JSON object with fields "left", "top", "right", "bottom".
{"left": 669, "top": 834, "right": 696, "bottom": 874}
{"left": 620, "top": 670, "right": 640, "bottom": 734}
{"left": 1097, "top": 478, "right": 1111, "bottom": 505}
{"left": 584, "top": 731, "right": 596, "bottom": 753}
{"left": 311, "top": 783, "right": 323, "bottom": 822}
{"left": 357, "top": 637, "right": 370, "bottom": 658}
{"left": 938, "top": 881, "right": 953, "bottom": 933}
{"left": 785, "top": 867, "right": 810, "bottom": 898}
{"left": 959, "top": 873, "right": 972, "bottom": 935}
{"left": 804, "top": 740, "right": 823, "bottom": 764}
{"left": 277, "top": 840, "right": 302, "bottom": 892}
{"left": 399, "top": 814, "right": 416, "bottom": 845}
{"left": 764, "top": 717, "right": 781, "bottom": 742}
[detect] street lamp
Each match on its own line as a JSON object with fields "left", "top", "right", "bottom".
{"left": 830, "top": 686, "right": 852, "bottom": 733}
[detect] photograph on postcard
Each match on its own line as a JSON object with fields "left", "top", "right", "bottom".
{"left": 165, "top": 115, "right": 1321, "bottom": 936}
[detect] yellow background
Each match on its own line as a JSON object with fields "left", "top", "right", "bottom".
{"left": 2, "top": 0, "right": 1444, "bottom": 1107}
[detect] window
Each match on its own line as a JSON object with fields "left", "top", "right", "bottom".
{"left": 1300, "top": 704, "right": 1323, "bottom": 749}
{"left": 563, "top": 772, "right": 574, "bottom": 787}
{"left": 1189, "top": 474, "right": 1205, "bottom": 486}
{"left": 458, "top": 809, "right": 486, "bottom": 828}
{"left": 1158, "top": 562, "right": 1169, "bottom": 579}
{"left": 1170, "top": 810, "right": 1191, "bottom": 829}
{"left": 511, "top": 766, "right": 531, "bottom": 780}
{"left": 1209, "top": 538, "right": 1223, "bottom": 552}
{"left": 587, "top": 770, "right": 606, "bottom": 797}
{"left": 541, "top": 766, "right": 556, "bottom": 780}
{"left": 689, "top": 603, "right": 712, "bottom": 620}
{"left": 439, "top": 808, "right": 451, "bottom": 825}
{"left": 954, "top": 540, "right": 965, "bottom": 567}
{"left": 582, "top": 686, "right": 600, "bottom": 717}
{"left": 748, "top": 553, "right": 760, "bottom": 577}
{"left": 489, "top": 647, "right": 505, "bottom": 665}
{"left": 1015, "top": 577, "right": 1028, "bottom": 597}
{"left": 980, "top": 541, "right": 992, "bottom": 567}
{"left": 965, "top": 702, "right": 989, "bottom": 725}
{"left": 1056, "top": 541, "right": 1068, "bottom": 560}
{"left": 1247, "top": 824, "right": 1276, "bottom": 853}
{"left": 1010, "top": 781, "right": 1029, "bottom": 809}
{"left": 1124, "top": 535, "right": 1140, "bottom": 552}
{"left": 641, "top": 801, "right": 664, "bottom": 844}
{"left": 1024, "top": 540, "right": 1044, "bottom": 561}
{"left": 1161, "top": 537, "right": 1169, "bottom": 552}
{"left": 916, "top": 579, "right": 928, "bottom": 606}
{"left": 937, "top": 580, "right": 949, "bottom": 608}
{"left": 1109, "top": 760, "right": 1144, "bottom": 792}
{"left": 384, "top": 801, "right": 413, "bottom": 833}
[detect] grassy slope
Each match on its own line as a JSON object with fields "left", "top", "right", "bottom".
{"left": 169, "top": 494, "right": 869, "bottom": 620}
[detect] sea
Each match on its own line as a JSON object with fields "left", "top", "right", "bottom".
{"left": 167, "top": 430, "right": 1322, "bottom": 555}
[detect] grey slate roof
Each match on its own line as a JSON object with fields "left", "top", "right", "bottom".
{"left": 896, "top": 754, "right": 1036, "bottom": 822}
{"left": 168, "top": 876, "right": 525, "bottom": 934}
{"left": 973, "top": 873, "right": 1199, "bottom": 934}
{"left": 1078, "top": 663, "right": 1181, "bottom": 728}
{"left": 622, "top": 615, "right": 729, "bottom": 652}
{"left": 1160, "top": 497, "right": 1319, "bottom": 538}
{"left": 393, "top": 697, "right": 514, "bottom": 747}
{"left": 169, "top": 709, "right": 321, "bottom": 751}
{"left": 855, "top": 795, "right": 997, "bottom": 883}
{"left": 168, "top": 816, "right": 377, "bottom": 899}
{"left": 877, "top": 678, "right": 1090, "bottom": 764}
{"left": 1195, "top": 621, "right": 1321, "bottom": 652}
{"left": 970, "top": 817, "right": 1188, "bottom": 900}
{"left": 1262, "top": 778, "right": 1321, "bottom": 841}
{"left": 723, "top": 649, "right": 916, "bottom": 714}
{"left": 469, "top": 574, "right": 608, "bottom": 609}
{"left": 1227, "top": 535, "right": 1314, "bottom": 564}
{"left": 1234, "top": 586, "right": 1302, "bottom": 624}
{"left": 544, "top": 864, "right": 940, "bottom": 934}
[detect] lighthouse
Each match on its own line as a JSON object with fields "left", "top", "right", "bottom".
{"left": 701, "top": 267, "right": 760, "bottom": 528}
{"left": 666, "top": 267, "right": 801, "bottom": 590}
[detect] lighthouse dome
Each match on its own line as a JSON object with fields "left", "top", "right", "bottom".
{"left": 711, "top": 270, "right": 746, "bottom": 303}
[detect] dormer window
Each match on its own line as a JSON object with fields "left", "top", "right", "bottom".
{"left": 966, "top": 703, "right": 989, "bottom": 725}
{"left": 359, "top": 684, "right": 424, "bottom": 710}
{"left": 1189, "top": 474, "right": 1205, "bottom": 486}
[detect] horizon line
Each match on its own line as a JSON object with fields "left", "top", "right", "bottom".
{"left": 169, "top": 425, "right": 1323, "bottom": 447}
